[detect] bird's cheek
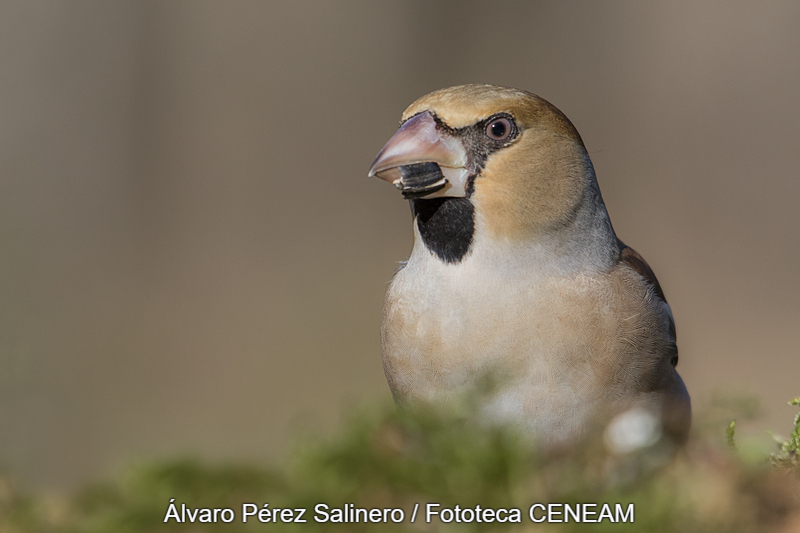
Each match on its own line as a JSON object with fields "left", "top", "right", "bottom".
{"left": 476, "top": 144, "right": 588, "bottom": 239}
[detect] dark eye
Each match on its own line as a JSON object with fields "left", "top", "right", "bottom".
{"left": 485, "top": 117, "right": 513, "bottom": 141}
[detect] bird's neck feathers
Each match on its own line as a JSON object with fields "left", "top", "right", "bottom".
{"left": 411, "top": 139, "right": 619, "bottom": 277}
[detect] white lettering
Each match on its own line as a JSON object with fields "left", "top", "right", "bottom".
{"left": 315, "top": 503, "right": 330, "bottom": 522}
{"left": 242, "top": 503, "right": 257, "bottom": 522}
{"left": 185, "top": 506, "right": 199, "bottom": 522}
{"left": 258, "top": 504, "right": 271, "bottom": 522}
{"left": 616, "top": 503, "right": 634, "bottom": 523}
{"left": 598, "top": 503, "right": 614, "bottom": 522}
{"left": 583, "top": 503, "right": 597, "bottom": 523}
{"left": 529, "top": 503, "right": 546, "bottom": 523}
{"left": 163, "top": 499, "right": 180, "bottom": 523}
{"left": 548, "top": 504, "right": 562, "bottom": 523}
{"left": 426, "top": 504, "right": 439, "bottom": 523}
{"left": 565, "top": 503, "right": 580, "bottom": 522}
{"left": 440, "top": 508, "right": 454, "bottom": 523}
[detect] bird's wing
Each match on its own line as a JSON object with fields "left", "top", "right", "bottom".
{"left": 617, "top": 239, "right": 676, "bottom": 341}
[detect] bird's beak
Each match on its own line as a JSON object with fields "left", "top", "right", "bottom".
{"left": 368, "top": 111, "right": 470, "bottom": 199}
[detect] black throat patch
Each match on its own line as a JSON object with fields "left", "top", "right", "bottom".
{"left": 411, "top": 197, "right": 474, "bottom": 263}
{"left": 400, "top": 111, "right": 519, "bottom": 264}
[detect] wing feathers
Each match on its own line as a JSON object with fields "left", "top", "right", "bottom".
{"left": 617, "top": 240, "right": 676, "bottom": 341}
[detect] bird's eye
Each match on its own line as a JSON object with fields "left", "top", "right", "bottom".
{"left": 485, "top": 117, "right": 513, "bottom": 141}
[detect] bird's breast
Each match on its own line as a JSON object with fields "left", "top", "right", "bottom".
{"left": 381, "top": 246, "right": 668, "bottom": 438}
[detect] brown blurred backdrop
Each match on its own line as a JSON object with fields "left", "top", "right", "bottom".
{"left": 1, "top": 1, "right": 798, "bottom": 490}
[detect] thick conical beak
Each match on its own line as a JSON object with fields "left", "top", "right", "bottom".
{"left": 368, "top": 111, "right": 470, "bottom": 199}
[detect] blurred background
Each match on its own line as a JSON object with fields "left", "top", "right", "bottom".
{"left": 1, "top": 1, "right": 798, "bottom": 491}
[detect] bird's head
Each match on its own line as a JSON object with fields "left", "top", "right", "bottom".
{"left": 369, "top": 85, "right": 599, "bottom": 249}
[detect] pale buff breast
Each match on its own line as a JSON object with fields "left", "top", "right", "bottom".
{"left": 381, "top": 252, "right": 673, "bottom": 440}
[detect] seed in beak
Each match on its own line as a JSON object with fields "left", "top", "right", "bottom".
{"left": 396, "top": 162, "right": 449, "bottom": 199}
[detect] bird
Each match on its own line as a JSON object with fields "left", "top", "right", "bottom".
{"left": 368, "top": 84, "right": 690, "bottom": 446}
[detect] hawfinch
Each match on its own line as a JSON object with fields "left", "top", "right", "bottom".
{"left": 368, "top": 85, "right": 691, "bottom": 445}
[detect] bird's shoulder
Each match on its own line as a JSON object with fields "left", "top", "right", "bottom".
{"left": 616, "top": 240, "right": 667, "bottom": 303}
{"left": 614, "top": 239, "right": 676, "bottom": 340}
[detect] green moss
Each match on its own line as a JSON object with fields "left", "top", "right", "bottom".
{"left": 2, "top": 397, "right": 799, "bottom": 532}
{"left": 727, "top": 420, "right": 737, "bottom": 450}
{"left": 770, "top": 398, "right": 800, "bottom": 472}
